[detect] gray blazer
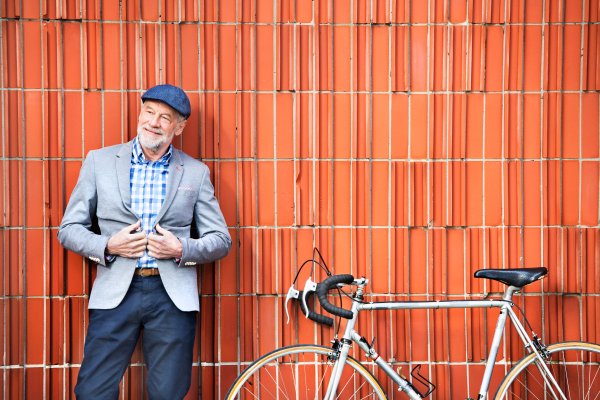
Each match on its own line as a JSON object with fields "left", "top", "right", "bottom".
{"left": 58, "top": 140, "right": 232, "bottom": 312}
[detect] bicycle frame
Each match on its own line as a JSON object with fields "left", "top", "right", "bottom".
{"left": 323, "top": 282, "right": 566, "bottom": 400}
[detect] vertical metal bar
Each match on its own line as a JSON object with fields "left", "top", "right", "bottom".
{"left": 323, "top": 301, "right": 361, "bottom": 400}
{"left": 477, "top": 286, "right": 518, "bottom": 398}
{"left": 477, "top": 303, "right": 509, "bottom": 399}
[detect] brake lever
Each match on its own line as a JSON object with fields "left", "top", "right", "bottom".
{"left": 301, "top": 276, "right": 318, "bottom": 319}
{"left": 284, "top": 285, "right": 300, "bottom": 324}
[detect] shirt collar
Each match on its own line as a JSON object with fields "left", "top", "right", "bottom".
{"left": 132, "top": 137, "right": 173, "bottom": 165}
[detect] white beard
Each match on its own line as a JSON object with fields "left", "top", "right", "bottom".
{"left": 137, "top": 124, "right": 173, "bottom": 152}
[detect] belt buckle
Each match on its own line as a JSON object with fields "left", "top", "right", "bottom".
{"left": 136, "top": 268, "right": 159, "bottom": 277}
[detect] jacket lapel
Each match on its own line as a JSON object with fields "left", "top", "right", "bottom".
{"left": 116, "top": 141, "right": 138, "bottom": 217}
{"left": 155, "top": 149, "right": 184, "bottom": 226}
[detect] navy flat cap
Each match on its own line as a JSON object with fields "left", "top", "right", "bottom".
{"left": 141, "top": 84, "right": 191, "bottom": 119}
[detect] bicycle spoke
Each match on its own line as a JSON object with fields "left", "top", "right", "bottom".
{"left": 548, "top": 361, "right": 565, "bottom": 400}
{"left": 263, "top": 364, "right": 290, "bottom": 400}
{"left": 249, "top": 378, "right": 278, "bottom": 400}
{"left": 513, "top": 376, "right": 542, "bottom": 400}
{"left": 507, "top": 388, "right": 524, "bottom": 400}
{"left": 314, "top": 363, "right": 331, "bottom": 400}
{"left": 584, "top": 359, "right": 596, "bottom": 399}
{"left": 584, "top": 363, "right": 600, "bottom": 400}
{"left": 359, "top": 389, "right": 376, "bottom": 400}
{"left": 276, "top": 363, "right": 292, "bottom": 400}
{"left": 526, "top": 364, "right": 545, "bottom": 390}
{"left": 303, "top": 353, "right": 308, "bottom": 400}
{"left": 289, "top": 358, "right": 298, "bottom": 398}
{"left": 352, "top": 381, "right": 367, "bottom": 399}
{"left": 242, "top": 384, "right": 262, "bottom": 400}
{"left": 578, "top": 351, "right": 583, "bottom": 400}
{"left": 563, "top": 352, "right": 572, "bottom": 399}
{"left": 333, "top": 373, "right": 353, "bottom": 400}
{"left": 539, "top": 359, "right": 567, "bottom": 400}
{"left": 355, "top": 374, "right": 380, "bottom": 399}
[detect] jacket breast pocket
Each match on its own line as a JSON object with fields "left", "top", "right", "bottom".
{"left": 173, "top": 190, "right": 197, "bottom": 212}
{"left": 163, "top": 191, "right": 196, "bottom": 226}
{"left": 177, "top": 190, "right": 197, "bottom": 201}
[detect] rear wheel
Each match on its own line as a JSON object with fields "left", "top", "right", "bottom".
{"left": 224, "top": 344, "right": 388, "bottom": 400}
{"left": 493, "top": 341, "right": 600, "bottom": 399}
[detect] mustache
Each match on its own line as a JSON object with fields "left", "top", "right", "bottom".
{"left": 140, "top": 124, "right": 166, "bottom": 136}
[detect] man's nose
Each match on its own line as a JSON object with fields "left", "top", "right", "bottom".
{"left": 148, "top": 113, "right": 161, "bottom": 127}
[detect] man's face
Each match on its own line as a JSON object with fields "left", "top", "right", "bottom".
{"left": 137, "top": 100, "right": 185, "bottom": 153}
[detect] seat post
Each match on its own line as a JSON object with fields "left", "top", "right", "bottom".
{"left": 503, "top": 286, "right": 520, "bottom": 301}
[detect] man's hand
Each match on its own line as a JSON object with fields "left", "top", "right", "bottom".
{"left": 106, "top": 220, "right": 148, "bottom": 258}
{"left": 148, "top": 223, "right": 183, "bottom": 259}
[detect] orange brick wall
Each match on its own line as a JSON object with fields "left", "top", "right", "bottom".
{"left": 2, "top": 0, "right": 600, "bottom": 398}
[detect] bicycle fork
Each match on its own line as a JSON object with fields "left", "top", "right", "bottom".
{"left": 323, "top": 338, "right": 353, "bottom": 400}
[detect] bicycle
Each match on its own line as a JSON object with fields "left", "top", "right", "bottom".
{"left": 225, "top": 250, "right": 600, "bottom": 400}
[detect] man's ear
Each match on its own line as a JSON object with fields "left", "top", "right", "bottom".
{"left": 174, "top": 119, "right": 187, "bottom": 136}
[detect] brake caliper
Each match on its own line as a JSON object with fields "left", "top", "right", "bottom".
{"left": 532, "top": 333, "right": 550, "bottom": 360}
{"left": 328, "top": 337, "right": 341, "bottom": 362}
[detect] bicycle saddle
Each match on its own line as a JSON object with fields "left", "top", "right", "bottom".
{"left": 474, "top": 267, "right": 548, "bottom": 287}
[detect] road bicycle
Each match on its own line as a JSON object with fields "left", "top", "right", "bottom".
{"left": 225, "top": 249, "right": 600, "bottom": 400}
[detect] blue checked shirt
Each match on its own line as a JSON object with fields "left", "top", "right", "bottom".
{"left": 130, "top": 137, "right": 171, "bottom": 269}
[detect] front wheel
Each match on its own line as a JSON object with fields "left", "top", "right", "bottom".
{"left": 494, "top": 341, "right": 600, "bottom": 399}
{"left": 224, "top": 344, "right": 388, "bottom": 400}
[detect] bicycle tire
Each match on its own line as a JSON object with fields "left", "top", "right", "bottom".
{"left": 493, "top": 341, "right": 600, "bottom": 399}
{"left": 224, "top": 344, "right": 388, "bottom": 400}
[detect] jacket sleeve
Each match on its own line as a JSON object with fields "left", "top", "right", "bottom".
{"left": 178, "top": 167, "right": 232, "bottom": 267}
{"left": 57, "top": 151, "right": 111, "bottom": 266}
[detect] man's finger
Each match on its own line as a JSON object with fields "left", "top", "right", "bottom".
{"left": 124, "top": 220, "right": 142, "bottom": 233}
{"left": 128, "top": 232, "right": 147, "bottom": 241}
{"left": 155, "top": 223, "right": 167, "bottom": 235}
{"left": 133, "top": 242, "right": 147, "bottom": 251}
{"left": 147, "top": 233, "right": 163, "bottom": 243}
{"left": 148, "top": 244, "right": 162, "bottom": 253}
{"left": 130, "top": 244, "right": 147, "bottom": 253}
{"left": 134, "top": 237, "right": 148, "bottom": 246}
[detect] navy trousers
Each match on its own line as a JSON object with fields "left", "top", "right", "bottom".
{"left": 74, "top": 275, "right": 197, "bottom": 400}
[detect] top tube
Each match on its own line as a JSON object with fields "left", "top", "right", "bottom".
{"left": 358, "top": 298, "right": 509, "bottom": 311}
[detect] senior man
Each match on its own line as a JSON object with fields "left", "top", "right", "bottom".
{"left": 58, "top": 84, "right": 231, "bottom": 399}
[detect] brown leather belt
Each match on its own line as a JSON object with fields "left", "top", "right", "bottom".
{"left": 134, "top": 268, "right": 160, "bottom": 276}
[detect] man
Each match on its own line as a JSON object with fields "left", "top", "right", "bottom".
{"left": 58, "top": 84, "right": 231, "bottom": 400}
